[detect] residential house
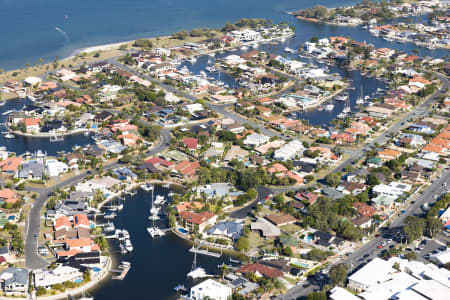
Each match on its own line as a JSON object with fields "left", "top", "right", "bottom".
{"left": 0, "top": 268, "right": 28, "bottom": 294}
{"left": 179, "top": 211, "right": 217, "bottom": 233}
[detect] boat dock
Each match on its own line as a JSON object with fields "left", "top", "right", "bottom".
{"left": 189, "top": 246, "right": 222, "bottom": 258}
{"left": 110, "top": 262, "right": 131, "bottom": 280}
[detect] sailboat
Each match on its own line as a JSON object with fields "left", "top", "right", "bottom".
{"left": 187, "top": 245, "right": 210, "bottom": 279}
{"left": 356, "top": 84, "right": 364, "bottom": 105}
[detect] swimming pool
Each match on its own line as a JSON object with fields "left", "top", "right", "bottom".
{"left": 290, "top": 261, "right": 309, "bottom": 269}
{"left": 74, "top": 279, "right": 83, "bottom": 284}
{"left": 178, "top": 228, "right": 188, "bottom": 234}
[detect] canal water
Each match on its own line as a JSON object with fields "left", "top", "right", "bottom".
{"left": 92, "top": 186, "right": 234, "bottom": 300}
{"left": 0, "top": 98, "right": 93, "bottom": 156}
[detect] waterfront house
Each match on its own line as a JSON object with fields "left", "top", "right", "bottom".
{"left": 236, "top": 264, "right": 283, "bottom": 279}
{"left": 206, "top": 221, "right": 243, "bottom": 241}
{"left": 34, "top": 266, "right": 83, "bottom": 288}
{"left": 0, "top": 267, "right": 28, "bottom": 294}
{"left": 294, "top": 191, "right": 318, "bottom": 205}
{"left": 178, "top": 211, "right": 217, "bottom": 233}
{"left": 194, "top": 183, "right": 244, "bottom": 201}
{"left": 21, "top": 118, "right": 41, "bottom": 133}
{"left": 190, "top": 279, "right": 232, "bottom": 300}
{"left": 53, "top": 214, "right": 90, "bottom": 241}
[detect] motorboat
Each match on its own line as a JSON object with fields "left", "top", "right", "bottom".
{"left": 356, "top": 98, "right": 364, "bottom": 105}
{"left": 140, "top": 183, "right": 154, "bottom": 192}
{"left": 104, "top": 212, "right": 116, "bottom": 220}
{"left": 334, "top": 94, "right": 348, "bottom": 102}
{"left": 123, "top": 229, "right": 130, "bottom": 239}
{"left": 241, "top": 45, "right": 248, "bottom": 51}
{"left": 117, "top": 203, "right": 124, "bottom": 211}
{"left": 154, "top": 195, "right": 166, "bottom": 205}
{"left": 104, "top": 222, "right": 115, "bottom": 232}
{"left": 3, "top": 133, "right": 14, "bottom": 139}
{"left": 186, "top": 57, "right": 197, "bottom": 64}
{"left": 124, "top": 239, "right": 133, "bottom": 252}
{"left": 205, "top": 66, "right": 217, "bottom": 73}
{"left": 324, "top": 104, "right": 334, "bottom": 111}
{"left": 284, "top": 47, "right": 295, "bottom": 53}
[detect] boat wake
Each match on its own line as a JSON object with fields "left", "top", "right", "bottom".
{"left": 55, "top": 27, "right": 69, "bottom": 41}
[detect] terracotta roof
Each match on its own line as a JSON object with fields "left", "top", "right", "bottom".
{"left": 66, "top": 238, "right": 95, "bottom": 248}
{"left": 54, "top": 216, "right": 71, "bottom": 230}
{"left": 237, "top": 263, "right": 284, "bottom": 278}
{"left": 0, "top": 157, "right": 22, "bottom": 172}
{"left": 422, "top": 144, "right": 443, "bottom": 154}
{"left": 183, "top": 138, "right": 198, "bottom": 150}
{"left": 265, "top": 214, "right": 296, "bottom": 226}
{"left": 179, "top": 211, "right": 215, "bottom": 225}
{"left": 352, "top": 201, "right": 376, "bottom": 218}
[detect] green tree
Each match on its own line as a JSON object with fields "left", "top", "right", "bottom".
{"left": 426, "top": 218, "right": 442, "bottom": 238}
{"left": 236, "top": 236, "right": 249, "bottom": 252}
{"left": 325, "top": 173, "right": 340, "bottom": 187}
{"left": 404, "top": 216, "right": 425, "bottom": 242}
{"left": 307, "top": 292, "right": 327, "bottom": 300}
{"left": 329, "top": 263, "right": 348, "bottom": 286}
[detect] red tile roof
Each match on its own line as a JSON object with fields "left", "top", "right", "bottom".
{"left": 179, "top": 211, "right": 215, "bottom": 225}
{"left": 237, "top": 263, "right": 284, "bottom": 278}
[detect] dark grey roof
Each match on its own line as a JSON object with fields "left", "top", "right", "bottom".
{"left": 0, "top": 267, "right": 28, "bottom": 286}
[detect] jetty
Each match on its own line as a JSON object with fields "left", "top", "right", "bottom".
{"left": 189, "top": 246, "right": 222, "bottom": 258}
{"left": 110, "top": 262, "right": 131, "bottom": 280}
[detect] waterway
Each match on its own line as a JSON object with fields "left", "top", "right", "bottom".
{"left": 0, "top": 0, "right": 447, "bottom": 71}
{"left": 92, "top": 186, "right": 234, "bottom": 300}
{"left": 0, "top": 1, "right": 448, "bottom": 299}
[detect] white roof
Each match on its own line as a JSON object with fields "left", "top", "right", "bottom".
{"left": 431, "top": 249, "right": 450, "bottom": 266}
{"left": 24, "top": 76, "right": 42, "bottom": 85}
{"left": 330, "top": 287, "right": 360, "bottom": 300}
{"left": 359, "top": 271, "right": 419, "bottom": 300}
{"left": 348, "top": 258, "right": 394, "bottom": 289}
{"left": 411, "top": 279, "right": 450, "bottom": 300}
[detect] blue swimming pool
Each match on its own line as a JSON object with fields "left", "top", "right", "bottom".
{"left": 92, "top": 267, "right": 101, "bottom": 272}
{"left": 74, "top": 279, "right": 83, "bottom": 284}
{"left": 178, "top": 228, "right": 188, "bottom": 234}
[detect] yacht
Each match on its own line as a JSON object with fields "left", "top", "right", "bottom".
{"left": 0, "top": 100, "right": 5, "bottom": 106}
{"left": 154, "top": 195, "right": 166, "bottom": 205}
{"left": 104, "top": 222, "right": 115, "bottom": 233}
{"left": 124, "top": 239, "right": 133, "bottom": 252}
{"left": 284, "top": 47, "right": 295, "bottom": 53}
{"left": 117, "top": 203, "right": 124, "bottom": 212}
{"left": 84, "top": 131, "right": 90, "bottom": 136}
{"left": 50, "top": 133, "right": 64, "bottom": 142}
{"left": 324, "top": 104, "right": 334, "bottom": 111}
{"left": 208, "top": 52, "right": 215, "bottom": 57}
{"left": 334, "top": 94, "right": 348, "bottom": 102}
{"left": 140, "top": 183, "right": 154, "bottom": 192}
{"left": 186, "top": 57, "right": 197, "bottom": 64}
{"left": 342, "top": 104, "right": 351, "bottom": 113}
{"left": 122, "top": 229, "right": 130, "bottom": 239}
{"left": 205, "top": 66, "right": 217, "bottom": 73}
{"left": 356, "top": 98, "right": 364, "bottom": 105}
{"left": 3, "top": 133, "right": 14, "bottom": 139}
{"left": 241, "top": 45, "right": 248, "bottom": 51}
{"left": 104, "top": 212, "right": 116, "bottom": 220}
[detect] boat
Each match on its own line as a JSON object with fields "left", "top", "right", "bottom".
{"left": 50, "top": 133, "right": 64, "bottom": 142}
{"left": 154, "top": 195, "right": 166, "bottom": 205}
{"left": 104, "top": 222, "right": 115, "bottom": 232}
{"left": 174, "top": 284, "right": 187, "bottom": 293}
{"left": 124, "top": 239, "right": 133, "bottom": 252}
{"left": 187, "top": 248, "right": 210, "bottom": 279}
{"left": 186, "top": 57, "right": 197, "bottom": 64}
{"left": 117, "top": 203, "right": 124, "bottom": 211}
{"left": 240, "top": 45, "right": 248, "bottom": 51}
{"left": 342, "top": 104, "right": 351, "bottom": 114}
{"left": 104, "top": 212, "right": 116, "bottom": 220}
{"left": 119, "top": 243, "right": 127, "bottom": 254}
{"left": 208, "top": 52, "right": 215, "bottom": 57}
{"left": 284, "top": 47, "right": 295, "bottom": 53}
{"left": 84, "top": 131, "right": 90, "bottom": 136}
{"left": 334, "top": 94, "right": 348, "bottom": 102}
{"left": 337, "top": 112, "right": 347, "bottom": 119}
{"left": 205, "top": 66, "right": 217, "bottom": 73}
{"left": 324, "top": 104, "right": 334, "bottom": 111}
{"left": 140, "top": 183, "right": 154, "bottom": 192}
{"left": 0, "top": 100, "right": 5, "bottom": 106}
{"left": 3, "top": 133, "right": 14, "bottom": 139}
{"left": 162, "top": 183, "right": 170, "bottom": 188}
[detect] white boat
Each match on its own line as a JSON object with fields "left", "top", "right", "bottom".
{"left": 335, "top": 95, "right": 348, "bottom": 102}
{"left": 119, "top": 243, "right": 127, "bottom": 254}
{"left": 324, "top": 104, "right": 334, "bottom": 111}
{"left": 284, "top": 47, "right": 295, "bottom": 53}
{"left": 104, "top": 222, "right": 115, "bottom": 232}
{"left": 162, "top": 183, "right": 170, "bottom": 188}
{"left": 3, "top": 133, "right": 14, "bottom": 139}
{"left": 50, "top": 133, "right": 64, "bottom": 142}
{"left": 208, "top": 52, "right": 215, "bottom": 57}
{"left": 154, "top": 195, "right": 166, "bottom": 205}
{"left": 241, "top": 45, "right": 248, "bottom": 51}
{"left": 356, "top": 98, "right": 364, "bottom": 105}
{"left": 140, "top": 183, "right": 154, "bottom": 192}
{"left": 0, "top": 101, "right": 5, "bottom": 106}
{"left": 117, "top": 203, "right": 124, "bottom": 211}
{"left": 187, "top": 267, "right": 210, "bottom": 279}
{"left": 337, "top": 112, "right": 347, "bottom": 119}
{"left": 343, "top": 104, "right": 351, "bottom": 113}
{"left": 187, "top": 57, "right": 197, "bottom": 64}
{"left": 84, "top": 131, "right": 90, "bottom": 136}
{"left": 104, "top": 212, "right": 116, "bottom": 220}
{"left": 124, "top": 239, "right": 133, "bottom": 252}
{"left": 205, "top": 66, "right": 217, "bottom": 73}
